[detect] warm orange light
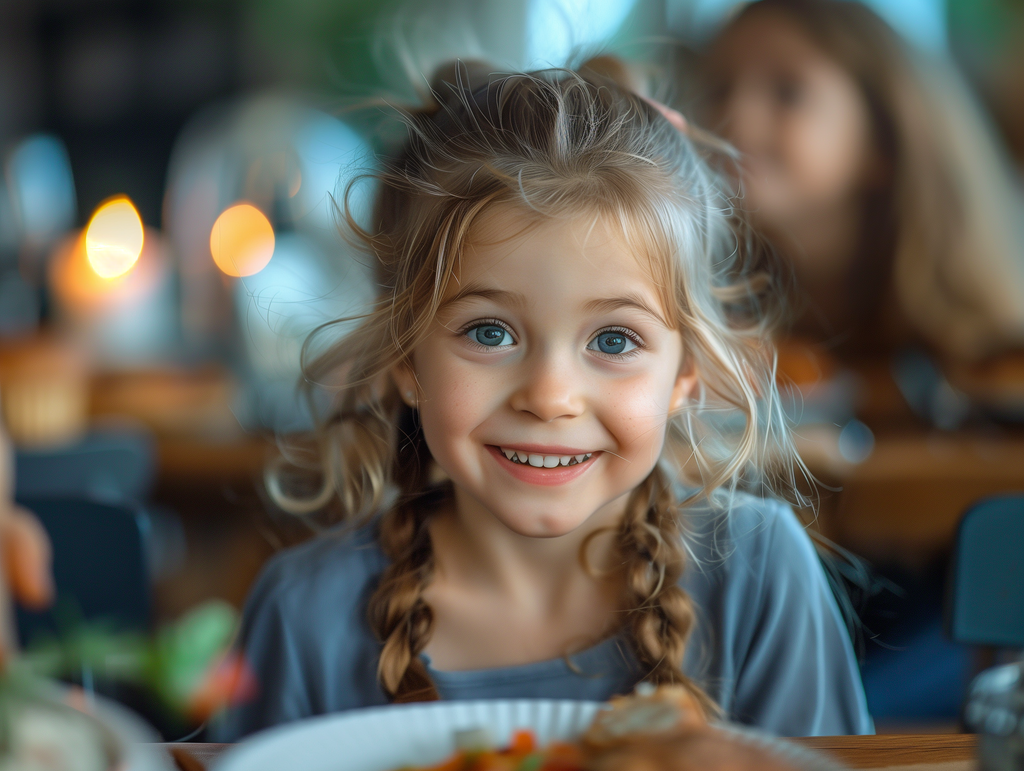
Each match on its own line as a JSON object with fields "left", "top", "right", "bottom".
{"left": 210, "top": 203, "right": 275, "bottom": 277}
{"left": 85, "top": 196, "right": 144, "bottom": 279}
{"left": 49, "top": 226, "right": 162, "bottom": 312}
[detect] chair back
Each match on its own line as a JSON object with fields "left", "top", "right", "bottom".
{"left": 14, "top": 497, "right": 151, "bottom": 647}
{"left": 14, "top": 429, "right": 155, "bottom": 502}
{"left": 947, "top": 494, "right": 1024, "bottom": 648}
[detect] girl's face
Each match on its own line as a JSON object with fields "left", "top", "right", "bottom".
{"left": 702, "top": 8, "right": 878, "bottom": 230}
{"left": 394, "top": 207, "right": 694, "bottom": 539}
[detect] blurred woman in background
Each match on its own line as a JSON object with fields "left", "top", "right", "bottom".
{"left": 699, "top": 0, "right": 1024, "bottom": 379}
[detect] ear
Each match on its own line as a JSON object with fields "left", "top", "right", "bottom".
{"left": 669, "top": 360, "right": 698, "bottom": 413}
{"left": 390, "top": 360, "right": 418, "bottom": 408}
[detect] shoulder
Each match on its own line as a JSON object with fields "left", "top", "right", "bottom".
{"left": 677, "top": 489, "right": 873, "bottom": 735}
{"left": 679, "top": 489, "right": 815, "bottom": 579}
{"left": 242, "top": 520, "right": 388, "bottom": 628}
{"left": 676, "top": 489, "right": 829, "bottom": 663}
{"left": 211, "top": 522, "right": 390, "bottom": 739}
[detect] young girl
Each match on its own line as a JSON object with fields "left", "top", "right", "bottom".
{"left": 698, "top": 0, "right": 1024, "bottom": 367}
{"left": 212, "top": 62, "right": 872, "bottom": 740}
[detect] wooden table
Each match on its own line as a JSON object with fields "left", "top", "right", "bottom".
{"left": 162, "top": 734, "right": 978, "bottom": 770}
{"left": 795, "top": 425, "right": 1024, "bottom": 566}
{"left": 798, "top": 734, "right": 976, "bottom": 768}
{"left": 156, "top": 434, "right": 272, "bottom": 484}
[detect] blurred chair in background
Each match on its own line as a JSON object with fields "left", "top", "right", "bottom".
{"left": 14, "top": 428, "right": 155, "bottom": 502}
{"left": 948, "top": 495, "right": 1024, "bottom": 651}
{"left": 14, "top": 497, "right": 151, "bottom": 647}
{"left": 858, "top": 494, "right": 1024, "bottom": 727}
{"left": 857, "top": 561, "right": 976, "bottom": 726}
{"left": 12, "top": 425, "right": 186, "bottom": 584}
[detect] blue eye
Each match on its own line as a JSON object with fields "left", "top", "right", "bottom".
{"left": 469, "top": 324, "right": 513, "bottom": 347}
{"left": 588, "top": 330, "right": 638, "bottom": 356}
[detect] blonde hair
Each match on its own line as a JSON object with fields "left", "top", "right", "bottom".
{"left": 271, "top": 61, "right": 806, "bottom": 709}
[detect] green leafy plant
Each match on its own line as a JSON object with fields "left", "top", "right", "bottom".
{"left": 7, "top": 600, "right": 251, "bottom": 729}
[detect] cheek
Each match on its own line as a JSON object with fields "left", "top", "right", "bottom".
{"left": 601, "top": 373, "right": 676, "bottom": 457}
{"left": 414, "top": 357, "right": 502, "bottom": 460}
{"left": 783, "top": 125, "right": 865, "bottom": 201}
{"left": 778, "top": 93, "right": 873, "bottom": 205}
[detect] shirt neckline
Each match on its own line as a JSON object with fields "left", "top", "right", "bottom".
{"left": 420, "top": 633, "right": 634, "bottom": 687}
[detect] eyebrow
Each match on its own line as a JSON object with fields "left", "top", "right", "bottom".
{"left": 581, "top": 293, "right": 673, "bottom": 328}
{"left": 438, "top": 285, "right": 528, "bottom": 313}
{"left": 439, "top": 285, "right": 672, "bottom": 328}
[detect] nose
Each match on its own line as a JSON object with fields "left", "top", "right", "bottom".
{"left": 508, "top": 348, "right": 586, "bottom": 422}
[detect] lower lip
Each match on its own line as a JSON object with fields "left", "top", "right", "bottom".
{"left": 486, "top": 446, "right": 599, "bottom": 487}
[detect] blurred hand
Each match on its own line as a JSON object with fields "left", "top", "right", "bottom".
{"left": 1, "top": 504, "right": 53, "bottom": 611}
{"left": 0, "top": 413, "right": 54, "bottom": 662}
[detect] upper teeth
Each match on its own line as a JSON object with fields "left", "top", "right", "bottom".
{"left": 499, "top": 448, "right": 593, "bottom": 467}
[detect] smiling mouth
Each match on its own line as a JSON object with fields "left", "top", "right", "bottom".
{"left": 497, "top": 447, "right": 594, "bottom": 468}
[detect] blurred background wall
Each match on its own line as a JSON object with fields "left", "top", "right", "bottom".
{"left": 4, "top": 0, "right": 1021, "bottom": 231}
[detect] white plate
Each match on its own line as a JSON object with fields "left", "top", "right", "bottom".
{"left": 214, "top": 700, "right": 600, "bottom": 771}
{"left": 89, "top": 691, "right": 175, "bottom": 771}
{"left": 9, "top": 682, "right": 173, "bottom": 771}
{"left": 213, "top": 699, "right": 847, "bottom": 771}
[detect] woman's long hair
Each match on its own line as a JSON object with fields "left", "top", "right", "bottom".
{"left": 712, "top": 0, "right": 1024, "bottom": 363}
{"left": 269, "top": 61, "right": 807, "bottom": 710}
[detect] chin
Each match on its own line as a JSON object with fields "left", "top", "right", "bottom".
{"left": 499, "top": 508, "right": 592, "bottom": 539}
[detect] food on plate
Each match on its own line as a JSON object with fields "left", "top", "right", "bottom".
{"left": 584, "top": 729, "right": 802, "bottom": 771}
{"left": 406, "top": 727, "right": 584, "bottom": 771}
{"left": 581, "top": 684, "right": 705, "bottom": 750}
{"left": 399, "top": 686, "right": 804, "bottom": 771}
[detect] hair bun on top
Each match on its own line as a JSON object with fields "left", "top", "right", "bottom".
{"left": 428, "top": 56, "right": 643, "bottom": 109}
{"left": 425, "top": 56, "right": 652, "bottom": 117}
{"left": 426, "top": 59, "right": 497, "bottom": 113}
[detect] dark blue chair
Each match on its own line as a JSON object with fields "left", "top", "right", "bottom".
{"left": 15, "top": 428, "right": 186, "bottom": 581}
{"left": 14, "top": 429, "right": 155, "bottom": 502}
{"left": 859, "top": 562, "right": 975, "bottom": 722}
{"left": 947, "top": 494, "right": 1024, "bottom": 648}
{"left": 859, "top": 495, "right": 1024, "bottom": 724}
{"left": 14, "top": 497, "right": 151, "bottom": 647}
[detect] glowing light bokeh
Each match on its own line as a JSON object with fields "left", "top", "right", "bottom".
{"left": 85, "top": 197, "right": 144, "bottom": 279}
{"left": 210, "top": 203, "right": 275, "bottom": 277}
{"left": 49, "top": 226, "right": 163, "bottom": 311}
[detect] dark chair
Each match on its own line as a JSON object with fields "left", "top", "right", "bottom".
{"left": 859, "top": 561, "right": 975, "bottom": 722}
{"left": 14, "top": 428, "right": 155, "bottom": 502}
{"left": 947, "top": 494, "right": 1024, "bottom": 648}
{"left": 14, "top": 497, "right": 152, "bottom": 647}
{"left": 15, "top": 428, "right": 187, "bottom": 581}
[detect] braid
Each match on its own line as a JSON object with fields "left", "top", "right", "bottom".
{"left": 618, "top": 466, "right": 719, "bottom": 718}
{"left": 366, "top": 411, "right": 441, "bottom": 703}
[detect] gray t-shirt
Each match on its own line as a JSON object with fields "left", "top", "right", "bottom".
{"left": 211, "top": 494, "right": 873, "bottom": 740}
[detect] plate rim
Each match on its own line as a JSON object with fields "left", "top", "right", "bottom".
{"left": 213, "top": 698, "right": 848, "bottom": 771}
{"left": 213, "top": 698, "right": 604, "bottom": 771}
